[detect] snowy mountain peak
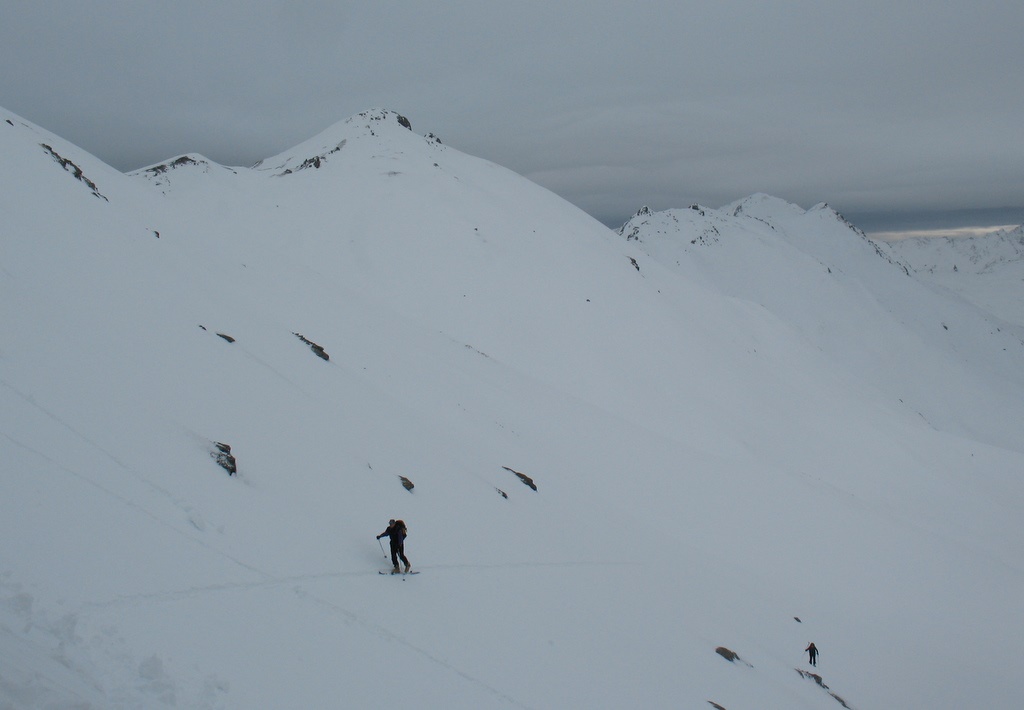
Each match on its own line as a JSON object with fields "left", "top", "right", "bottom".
{"left": 348, "top": 107, "right": 414, "bottom": 131}
{"left": 253, "top": 108, "right": 439, "bottom": 176}
{"left": 137, "top": 153, "right": 218, "bottom": 174}
{"left": 131, "top": 153, "right": 239, "bottom": 189}
{"left": 724, "top": 192, "right": 804, "bottom": 222}
{"left": 977, "top": 223, "right": 1023, "bottom": 252}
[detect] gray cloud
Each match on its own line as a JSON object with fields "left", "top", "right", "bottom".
{"left": 2, "top": 1, "right": 1022, "bottom": 233}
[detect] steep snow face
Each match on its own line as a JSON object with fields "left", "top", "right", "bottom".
{"left": 876, "top": 226, "right": 1024, "bottom": 327}
{"left": 3, "top": 106, "right": 1024, "bottom": 710}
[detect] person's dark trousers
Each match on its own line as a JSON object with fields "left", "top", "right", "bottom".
{"left": 391, "top": 541, "right": 409, "bottom": 569}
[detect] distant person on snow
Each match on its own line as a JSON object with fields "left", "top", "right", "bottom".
{"left": 377, "top": 519, "right": 411, "bottom": 574}
{"left": 805, "top": 642, "right": 818, "bottom": 667}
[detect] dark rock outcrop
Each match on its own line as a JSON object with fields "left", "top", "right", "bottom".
{"left": 211, "top": 442, "right": 237, "bottom": 476}
{"left": 502, "top": 466, "right": 537, "bottom": 491}
{"left": 40, "top": 143, "right": 108, "bottom": 201}
{"left": 293, "top": 332, "right": 329, "bottom": 361}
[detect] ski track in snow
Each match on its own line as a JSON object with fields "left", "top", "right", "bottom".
{"left": 74, "top": 561, "right": 640, "bottom": 613}
{"left": 1, "top": 378, "right": 273, "bottom": 581}
{"left": 289, "top": 584, "right": 536, "bottom": 710}
{"left": 69, "top": 562, "right": 630, "bottom": 710}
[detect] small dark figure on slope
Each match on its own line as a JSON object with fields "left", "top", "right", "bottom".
{"left": 805, "top": 642, "right": 818, "bottom": 667}
{"left": 377, "top": 519, "right": 411, "bottom": 574}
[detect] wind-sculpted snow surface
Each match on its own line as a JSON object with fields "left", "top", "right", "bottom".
{"left": 2, "top": 106, "right": 1024, "bottom": 709}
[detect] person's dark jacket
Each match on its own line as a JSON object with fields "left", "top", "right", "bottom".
{"left": 377, "top": 521, "right": 406, "bottom": 544}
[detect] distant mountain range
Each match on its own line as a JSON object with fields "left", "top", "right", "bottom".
{"left": 873, "top": 226, "right": 1024, "bottom": 326}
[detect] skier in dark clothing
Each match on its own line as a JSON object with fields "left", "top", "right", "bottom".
{"left": 377, "top": 519, "right": 411, "bottom": 574}
{"left": 805, "top": 642, "right": 818, "bottom": 667}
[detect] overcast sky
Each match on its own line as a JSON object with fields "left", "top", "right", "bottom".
{"left": 2, "top": 1, "right": 1022, "bottom": 234}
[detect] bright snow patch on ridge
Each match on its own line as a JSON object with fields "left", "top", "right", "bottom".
{"left": 2, "top": 107, "right": 1024, "bottom": 709}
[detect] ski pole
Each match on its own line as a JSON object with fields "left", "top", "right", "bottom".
{"left": 378, "top": 537, "right": 387, "bottom": 559}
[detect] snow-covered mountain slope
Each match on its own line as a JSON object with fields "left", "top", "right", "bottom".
{"left": 618, "top": 196, "right": 1024, "bottom": 454}
{"left": 3, "top": 108, "right": 1023, "bottom": 709}
{"left": 873, "top": 226, "right": 1024, "bottom": 328}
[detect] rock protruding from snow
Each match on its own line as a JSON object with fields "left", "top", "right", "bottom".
{"left": 502, "top": 466, "right": 537, "bottom": 491}
{"left": 795, "top": 669, "right": 853, "bottom": 709}
{"left": 39, "top": 143, "right": 108, "bottom": 201}
{"left": 211, "top": 442, "right": 237, "bottom": 475}
{"left": 293, "top": 332, "right": 330, "bottom": 361}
